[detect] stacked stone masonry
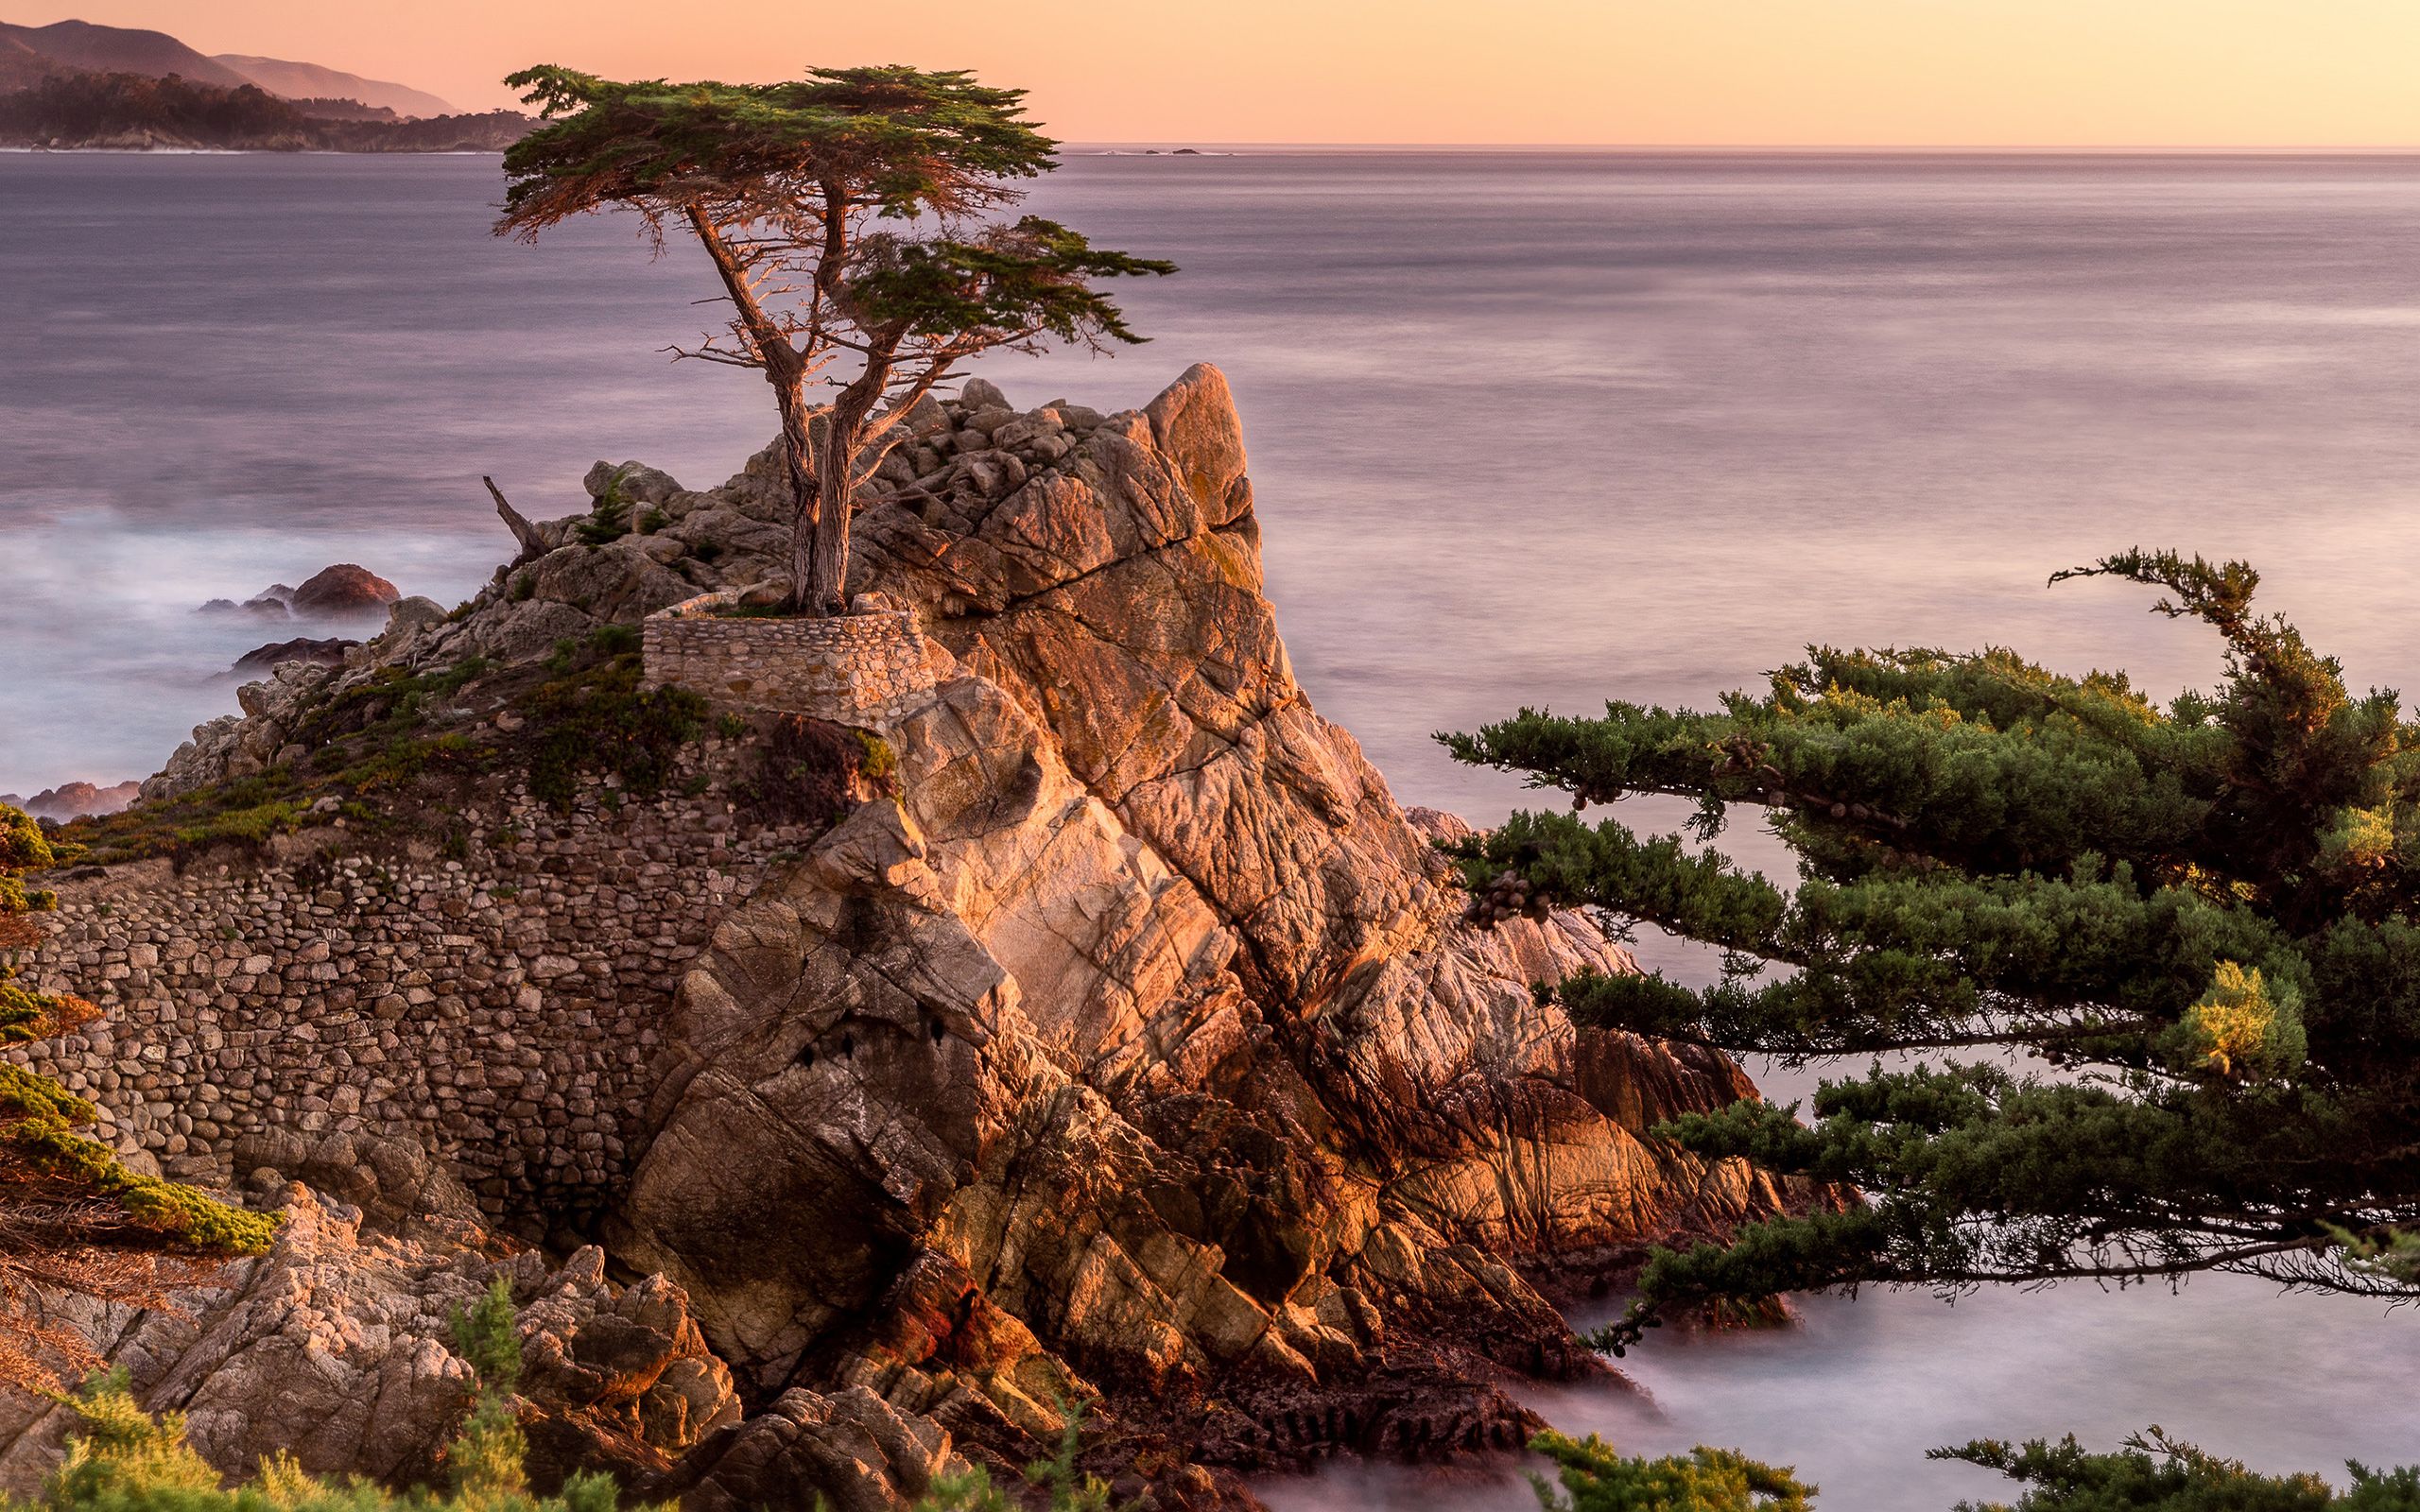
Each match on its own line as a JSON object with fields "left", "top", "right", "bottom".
{"left": 12, "top": 745, "right": 825, "bottom": 1233}
{"left": 642, "top": 592, "right": 938, "bottom": 728}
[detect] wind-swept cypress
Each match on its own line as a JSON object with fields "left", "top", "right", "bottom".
{"left": 496, "top": 66, "right": 1173, "bottom": 615}
{"left": 1444, "top": 551, "right": 2420, "bottom": 1342}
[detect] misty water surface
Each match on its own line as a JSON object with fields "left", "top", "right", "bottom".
{"left": 3, "top": 149, "right": 2418, "bottom": 1504}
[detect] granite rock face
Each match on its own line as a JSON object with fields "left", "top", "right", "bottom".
{"left": 0, "top": 1185, "right": 741, "bottom": 1498}
{"left": 606, "top": 365, "right": 1790, "bottom": 1490}
{"left": 56, "top": 365, "right": 1793, "bottom": 1506}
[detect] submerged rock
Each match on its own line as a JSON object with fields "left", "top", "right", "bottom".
{"left": 232, "top": 635, "right": 357, "bottom": 677}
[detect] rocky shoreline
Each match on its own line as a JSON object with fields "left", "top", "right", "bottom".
{"left": 14, "top": 365, "right": 1800, "bottom": 1507}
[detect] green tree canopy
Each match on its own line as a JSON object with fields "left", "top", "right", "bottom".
{"left": 1929, "top": 1429, "right": 2420, "bottom": 1512}
{"left": 496, "top": 65, "right": 1172, "bottom": 613}
{"left": 1443, "top": 550, "right": 2420, "bottom": 1337}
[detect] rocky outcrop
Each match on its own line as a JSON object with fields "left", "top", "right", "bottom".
{"left": 232, "top": 635, "right": 357, "bottom": 677}
{"left": 0, "top": 1183, "right": 741, "bottom": 1497}
{"left": 43, "top": 364, "right": 1797, "bottom": 1506}
{"left": 197, "top": 564, "right": 400, "bottom": 627}
{"left": 596, "top": 366, "right": 1787, "bottom": 1495}
{"left": 0, "top": 781, "right": 139, "bottom": 820}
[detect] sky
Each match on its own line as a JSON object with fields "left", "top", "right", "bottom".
{"left": 12, "top": 0, "right": 2420, "bottom": 146}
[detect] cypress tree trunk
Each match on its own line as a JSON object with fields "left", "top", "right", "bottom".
{"left": 805, "top": 431, "right": 856, "bottom": 616}
{"left": 778, "top": 396, "right": 820, "bottom": 617}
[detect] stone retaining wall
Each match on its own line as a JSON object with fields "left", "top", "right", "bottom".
{"left": 642, "top": 591, "right": 938, "bottom": 728}
{"left": 13, "top": 742, "right": 822, "bottom": 1235}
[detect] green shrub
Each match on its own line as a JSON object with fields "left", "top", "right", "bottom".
{"left": 523, "top": 628, "right": 704, "bottom": 811}
{"left": 576, "top": 468, "right": 635, "bottom": 547}
{"left": 734, "top": 715, "right": 875, "bottom": 830}
{"left": 18, "top": 1298, "right": 1147, "bottom": 1512}
{"left": 576, "top": 501, "right": 631, "bottom": 548}
{"left": 13, "top": 1280, "right": 655, "bottom": 1512}
{"left": 1529, "top": 1433, "right": 1813, "bottom": 1512}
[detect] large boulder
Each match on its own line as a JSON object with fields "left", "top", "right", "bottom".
{"left": 290, "top": 564, "right": 403, "bottom": 620}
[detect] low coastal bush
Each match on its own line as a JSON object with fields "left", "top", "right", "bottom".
{"left": 1528, "top": 1433, "right": 1811, "bottom": 1511}
{"left": 16, "top": 1301, "right": 1132, "bottom": 1512}
{"left": 728, "top": 714, "right": 895, "bottom": 831}
{"left": 9, "top": 1280, "right": 656, "bottom": 1512}
{"left": 523, "top": 628, "right": 705, "bottom": 810}
{"left": 53, "top": 773, "right": 307, "bottom": 868}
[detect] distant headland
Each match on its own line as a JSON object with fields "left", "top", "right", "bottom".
{"left": 0, "top": 18, "right": 528, "bottom": 150}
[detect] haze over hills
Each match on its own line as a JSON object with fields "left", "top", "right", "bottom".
{"left": 0, "top": 17, "right": 455, "bottom": 116}
{"left": 203, "top": 52, "right": 453, "bottom": 119}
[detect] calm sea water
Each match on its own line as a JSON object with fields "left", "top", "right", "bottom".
{"left": 4, "top": 150, "right": 2418, "bottom": 1503}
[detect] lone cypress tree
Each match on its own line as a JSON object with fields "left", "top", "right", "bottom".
{"left": 496, "top": 66, "right": 1173, "bottom": 615}
{"left": 1443, "top": 550, "right": 2420, "bottom": 1337}
{"left": 0, "top": 804, "right": 276, "bottom": 1392}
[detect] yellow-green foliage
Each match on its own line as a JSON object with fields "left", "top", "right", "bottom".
{"left": 21, "top": 1318, "right": 1133, "bottom": 1512}
{"left": 853, "top": 730, "right": 899, "bottom": 790}
{"left": 0, "top": 806, "right": 55, "bottom": 918}
{"left": 2178, "top": 961, "right": 2307, "bottom": 1081}
{"left": 903, "top": 1400, "right": 1119, "bottom": 1512}
{"left": 0, "top": 807, "right": 53, "bottom": 875}
{"left": 1528, "top": 1432, "right": 1814, "bottom": 1512}
{"left": 0, "top": 1050, "right": 275, "bottom": 1254}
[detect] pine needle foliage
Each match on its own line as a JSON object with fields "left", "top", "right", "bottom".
{"left": 1933, "top": 1429, "right": 2420, "bottom": 1511}
{"left": 0, "top": 803, "right": 275, "bottom": 1393}
{"left": 495, "top": 64, "right": 1172, "bottom": 614}
{"left": 1442, "top": 551, "right": 2420, "bottom": 1338}
{"left": 1528, "top": 1432, "right": 1814, "bottom": 1511}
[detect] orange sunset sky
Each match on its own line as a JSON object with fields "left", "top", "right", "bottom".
{"left": 13, "top": 0, "right": 2419, "bottom": 145}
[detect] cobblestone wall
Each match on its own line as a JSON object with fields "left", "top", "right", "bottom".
{"left": 13, "top": 740, "right": 822, "bottom": 1233}
{"left": 642, "top": 592, "right": 939, "bottom": 728}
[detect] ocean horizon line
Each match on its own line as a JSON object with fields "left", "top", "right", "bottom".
{"left": 1060, "top": 140, "right": 2420, "bottom": 155}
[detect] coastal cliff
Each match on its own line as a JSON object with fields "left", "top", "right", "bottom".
{"left": 16, "top": 366, "right": 1794, "bottom": 1505}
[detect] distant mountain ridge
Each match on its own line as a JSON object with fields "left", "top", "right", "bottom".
{"left": 0, "top": 18, "right": 455, "bottom": 117}
{"left": 0, "top": 69, "right": 527, "bottom": 149}
{"left": 206, "top": 51, "right": 453, "bottom": 118}
{"left": 0, "top": 17, "right": 246, "bottom": 86}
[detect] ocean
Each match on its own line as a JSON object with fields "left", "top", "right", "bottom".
{"left": 3, "top": 148, "right": 2418, "bottom": 1504}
